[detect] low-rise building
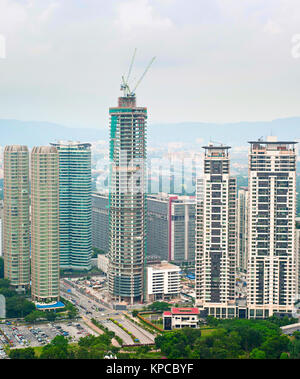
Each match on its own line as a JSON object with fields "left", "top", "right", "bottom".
{"left": 97, "top": 254, "right": 109, "bottom": 274}
{"left": 146, "top": 261, "right": 180, "bottom": 302}
{"left": 163, "top": 307, "right": 200, "bottom": 330}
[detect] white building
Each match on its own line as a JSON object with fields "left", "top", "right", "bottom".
{"left": 146, "top": 261, "right": 180, "bottom": 302}
{"left": 247, "top": 138, "right": 297, "bottom": 318}
{"left": 98, "top": 254, "right": 109, "bottom": 274}
{"left": 195, "top": 145, "right": 237, "bottom": 318}
{"left": 296, "top": 218, "right": 300, "bottom": 298}
{"left": 163, "top": 307, "right": 200, "bottom": 330}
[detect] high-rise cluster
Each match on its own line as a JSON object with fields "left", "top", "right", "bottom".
{"left": 3, "top": 142, "right": 92, "bottom": 306}
{"left": 195, "top": 137, "right": 298, "bottom": 319}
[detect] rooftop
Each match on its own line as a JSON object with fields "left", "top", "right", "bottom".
{"left": 148, "top": 261, "right": 180, "bottom": 271}
{"left": 170, "top": 307, "right": 199, "bottom": 315}
{"left": 4, "top": 145, "right": 28, "bottom": 152}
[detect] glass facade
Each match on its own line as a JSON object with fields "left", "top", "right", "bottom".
{"left": 51, "top": 142, "right": 92, "bottom": 271}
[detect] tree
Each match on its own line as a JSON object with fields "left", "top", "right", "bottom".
{"left": 24, "top": 310, "right": 45, "bottom": 323}
{"left": 46, "top": 312, "right": 57, "bottom": 321}
{"left": 148, "top": 302, "right": 170, "bottom": 312}
{"left": 6, "top": 296, "right": 35, "bottom": 318}
{"left": 206, "top": 316, "right": 219, "bottom": 327}
{"left": 132, "top": 310, "right": 139, "bottom": 317}
{"left": 261, "top": 335, "right": 290, "bottom": 359}
{"left": 0, "top": 258, "right": 4, "bottom": 279}
{"left": 0, "top": 278, "right": 10, "bottom": 289}
{"left": 40, "top": 336, "right": 74, "bottom": 359}
{"left": 180, "top": 327, "right": 202, "bottom": 345}
{"left": 230, "top": 325, "right": 263, "bottom": 352}
{"left": 250, "top": 348, "right": 266, "bottom": 359}
{"left": 267, "top": 315, "right": 298, "bottom": 327}
{"left": 155, "top": 330, "right": 193, "bottom": 359}
{"left": 9, "top": 347, "right": 36, "bottom": 359}
{"left": 288, "top": 338, "right": 300, "bottom": 359}
{"left": 280, "top": 352, "right": 289, "bottom": 359}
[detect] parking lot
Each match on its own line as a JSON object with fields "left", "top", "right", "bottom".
{"left": 0, "top": 320, "right": 97, "bottom": 349}
{"left": 0, "top": 334, "right": 8, "bottom": 359}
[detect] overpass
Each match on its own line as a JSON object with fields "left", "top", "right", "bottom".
{"left": 281, "top": 322, "right": 300, "bottom": 335}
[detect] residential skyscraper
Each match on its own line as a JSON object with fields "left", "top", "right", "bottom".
{"left": 3, "top": 145, "right": 30, "bottom": 291}
{"left": 31, "top": 146, "right": 60, "bottom": 304}
{"left": 237, "top": 187, "right": 249, "bottom": 273}
{"left": 247, "top": 138, "right": 297, "bottom": 318}
{"left": 51, "top": 141, "right": 92, "bottom": 271}
{"left": 108, "top": 95, "right": 147, "bottom": 304}
{"left": 296, "top": 224, "right": 300, "bottom": 298}
{"left": 195, "top": 145, "right": 237, "bottom": 318}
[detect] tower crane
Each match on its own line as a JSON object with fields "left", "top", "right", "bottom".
{"left": 120, "top": 49, "right": 156, "bottom": 97}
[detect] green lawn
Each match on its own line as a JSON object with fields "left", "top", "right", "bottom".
{"left": 118, "top": 351, "right": 164, "bottom": 359}
{"left": 33, "top": 346, "right": 43, "bottom": 358}
{"left": 199, "top": 328, "right": 216, "bottom": 337}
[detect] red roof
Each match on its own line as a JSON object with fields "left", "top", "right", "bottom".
{"left": 163, "top": 311, "right": 172, "bottom": 316}
{"left": 171, "top": 307, "right": 199, "bottom": 315}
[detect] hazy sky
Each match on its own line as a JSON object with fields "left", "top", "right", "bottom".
{"left": 0, "top": 0, "right": 300, "bottom": 129}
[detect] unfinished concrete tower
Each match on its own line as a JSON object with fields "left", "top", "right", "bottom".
{"left": 108, "top": 94, "right": 147, "bottom": 305}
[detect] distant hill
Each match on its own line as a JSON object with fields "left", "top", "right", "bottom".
{"left": 0, "top": 117, "right": 299, "bottom": 147}
{"left": 0, "top": 119, "right": 107, "bottom": 146}
{"left": 148, "top": 117, "right": 300, "bottom": 146}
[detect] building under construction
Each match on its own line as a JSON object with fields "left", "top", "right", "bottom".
{"left": 108, "top": 51, "right": 154, "bottom": 304}
{"left": 108, "top": 95, "right": 147, "bottom": 305}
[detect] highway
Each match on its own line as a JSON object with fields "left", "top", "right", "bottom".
{"left": 60, "top": 279, "right": 155, "bottom": 345}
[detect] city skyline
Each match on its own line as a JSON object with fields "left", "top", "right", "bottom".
{"left": 1, "top": 0, "right": 300, "bottom": 362}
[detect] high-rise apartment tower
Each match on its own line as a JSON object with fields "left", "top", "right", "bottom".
{"left": 3, "top": 145, "right": 30, "bottom": 291}
{"left": 31, "top": 146, "right": 60, "bottom": 304}
{"left": 195, "top": 145, "right": 237, "bottom": 318}
{"left": 247, "top": 138, "right": 297, "bottom": 318}
{"left": 51, "top": 141, "right": 92, "bottom": 271}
